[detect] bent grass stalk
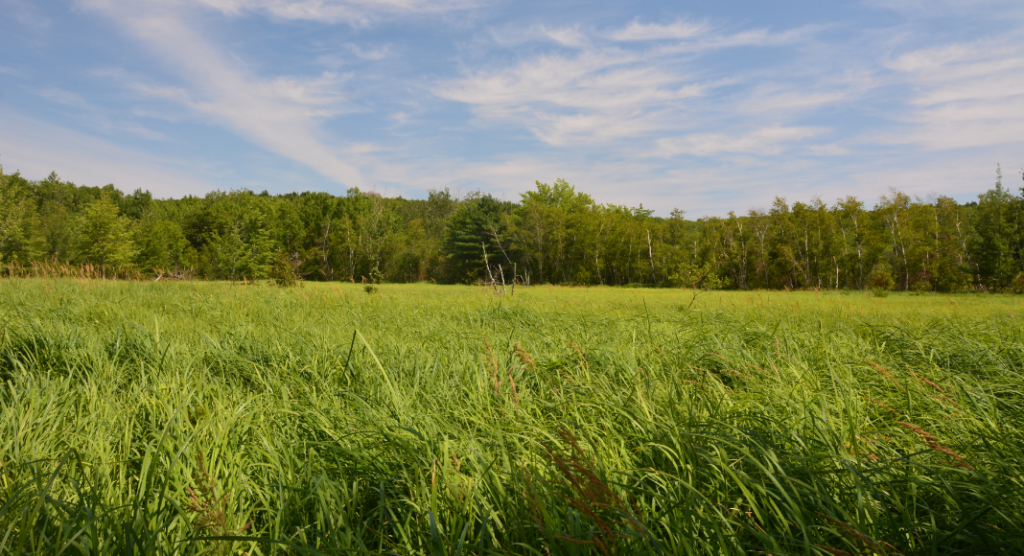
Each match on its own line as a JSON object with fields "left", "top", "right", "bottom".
{"left": 0, "top": 280, "right": 1022, "bottom": 555}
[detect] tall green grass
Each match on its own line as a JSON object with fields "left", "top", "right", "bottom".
{"left": 1, "top": 280, "right": 1023, "bottom": 555}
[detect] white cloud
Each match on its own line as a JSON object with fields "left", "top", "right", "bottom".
{"left": 263, "top": 72, "right": 350, "bottom": 115}
{"left": 0, "top": 109, "right": 212, "bottom": 197}
{"left": 879, "top": 38, "right": 1024, "bottom": 150}
{"left": 420, "top": 18, "right": 1022, "bottom": 210}
{"left": 437, "top": 20, "right": 832, "bottom": 148}
{"left": 43, "top": 2, "right": 1020, "bottom": 215}
{"left": 345, "top": 43, "right": 391, "bottom": 60}
{"left": 77, "top": 1, "right": 367, "bottom": 187}
{"left": 541, "top": 26, "right": 589, "bottom": 48}
{"left": 862, "top": 0, "right": 1024, "bottom": 19}
{"left": 656, "top": 126, "right": 827, "bottom": 156}
{"left": 313, "top": 44, "right": 391, "bottom": 68}
{"left": 5, "top": 0, "right": 51, "bottom": 30}
{"left": 37, "top": 87, "right": 169, "bottom": 140}
{"left": 346, "top": 142, "right": 383, "bottom": 155}
{"left": 527, "top": 111, "right": 673, "bottom": 146}
{"left": 438, "top": 54, "right": 699, "bottom": 109}
{"left": 842, "top": 152, "right": 1014, "bottom": 203}
{"left": 737, "top": 86, "right": 854, "bottom": 115}
{"left": 362, "top": 151, "right": 748, "bottom": 212}
{"left": 806, "top": 144, "right": 851, "bottom": 156}
{"left": 125, "top": 81, "right": 195, "bottom": 105}
{"left": 650, "top": 24, "right": 825, "bottom": 54}
{"left": 38, "top": 88, "right": 92, "bottom": 109}
{"left": 488, "top": 24, "right": 591, "bottom": 48}
{"left": 435, "top": 49, "right": 710, "bottom": 144}
{"left": 359, "top": 134, "right": 1020, "bottom": 216}
{"left": 362, "top": 148, "right": 970, "bottom": 217}
{"left": 608, "top": 18, "right": 824, "bottom": 54}
{"left": 177, "top": 0, "right": 478, "bottom": 24}
{"left": 610, "top": 20, "right": 708, "bottom": 41}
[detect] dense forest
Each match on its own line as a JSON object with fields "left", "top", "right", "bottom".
{"left": 1, "top": 163, "right": 1022, "bottom": 292}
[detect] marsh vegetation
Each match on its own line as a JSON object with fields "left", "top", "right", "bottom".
{"left": 2, "top": 280, "right": 1023, "bottom": 554}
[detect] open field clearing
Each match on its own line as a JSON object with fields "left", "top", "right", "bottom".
{"left": 2, "top": 280, "right": 1024, "bottom": 555}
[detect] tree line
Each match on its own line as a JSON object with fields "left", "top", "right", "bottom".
{"left": 1, "top": 163, "right": 1022, "bottom": 292}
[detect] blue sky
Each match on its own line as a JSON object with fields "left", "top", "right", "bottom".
{"left": 1, "top": 0, "right": 1022, "bottom": 216}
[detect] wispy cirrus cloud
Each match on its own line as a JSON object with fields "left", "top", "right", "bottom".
{"left": 488, "top": 24, "right": 590, "bottom": 48}
{"left": 878, "top": 37, "right": 1024, "bottom": 150}
{"left": 362, "top": 146, "right": 992, "bottom": 217}
{"left": 435, "top": 20, "right": 827, "bottom": 150}
{"left": 541, "top": 26, "right": 589, "bottom": 48}
{"left": 7, "top": 0, "right": 1021, "bottom": 216}
{"left": 175, "top": 0, "right": 478, "bottom": 24}
{"left": 646, "top": 24, "right": 826, "bottom": 53}
{"left": 730, "top": 67, "right": 876, "bottom": 119}
{"left": 76, "top": 0, "right": 368, "bottom": 187}
{"left": 38, "top": 88, "right": 92, "bottom": 109}
{"left": 4, "top": 0, "right": 51, "bottom": 30}
{"left": 38, "top": 87, "right": 169, "bottom": 140}
{"left": 69, "top": 0, "right": 488, "bottom": 189}
{"left": 609, "top": 19, "right": 708, "bottom": 41}
{"left": 862, "top": 0, "right": 1024, "bottom": 19}
{"left": 0, "top": 108, "right": 212, "bottom": 197}
{"left": 435, "top": 48, "right": 711, "bottom": 145}
{"left": 737, "top": 88, "right": 852, "bottom": 115}
{"left": 656, "top": 126, "right": 827, "bottom": 157}
{"left": 344, "top": 43, "right": 392, "bottom": 60}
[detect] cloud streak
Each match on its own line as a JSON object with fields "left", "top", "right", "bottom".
{"left": 656, "top": 126, "right": 827, "bottom": 157}
{"left": 609, "top": 20, "right": 708, "bottom": 41}
{"left": 181, "top": 0, "right": 478, "bottom": 24}
{"left": 879, "top": 37, "right": 1024, "bottom": 150}
{"left": 0, "top": 108, "right": 212, "bottom": 197}
{"left": 435, "top": 48, "right": 714, "bottom": 145}
{"left": 7, "top": 1, "right": 1021, "bottom": 216}
{"left": 435, "top": 21, "right": 830, "bottom": 150}
{"left": 38, "top": 87, "right": 169, "bottom": 140}
{"left": 77, "top": 0, "right": 367, "bottom": 187}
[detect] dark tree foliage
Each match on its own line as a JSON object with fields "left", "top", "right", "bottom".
{"left": 2, "top": 161, "right": 1022, "bottom": 291}
{"left": 444, "top": 194, "right": 515, "bottom": 283}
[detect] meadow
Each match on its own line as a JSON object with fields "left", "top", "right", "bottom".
{"left": 1, "top": 279, "right": 1023, "bottom": 555}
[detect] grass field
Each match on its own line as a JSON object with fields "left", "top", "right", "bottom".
{"left": 2, "top": 280, "right": 1023, "bottom": 555}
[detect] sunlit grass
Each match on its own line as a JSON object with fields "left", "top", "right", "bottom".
{"left": 2, "top": 279, "right": 1023, "bottom": 554}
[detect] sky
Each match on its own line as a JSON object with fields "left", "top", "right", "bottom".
{"left": 1, "top": 0, "right": 1022, "bottom": 216}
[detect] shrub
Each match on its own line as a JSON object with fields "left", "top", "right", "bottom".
{"left": 667, "top": 262, "right": 723, "bottom": 290}
{"left": 867, "top": 263, "right": 895, "bottom": 291}
{"left": 1012, "top": 273, "right": 1024, "bottom": 294}
{"left": 269, "top": 250, "right": 300, "bottom": 287}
